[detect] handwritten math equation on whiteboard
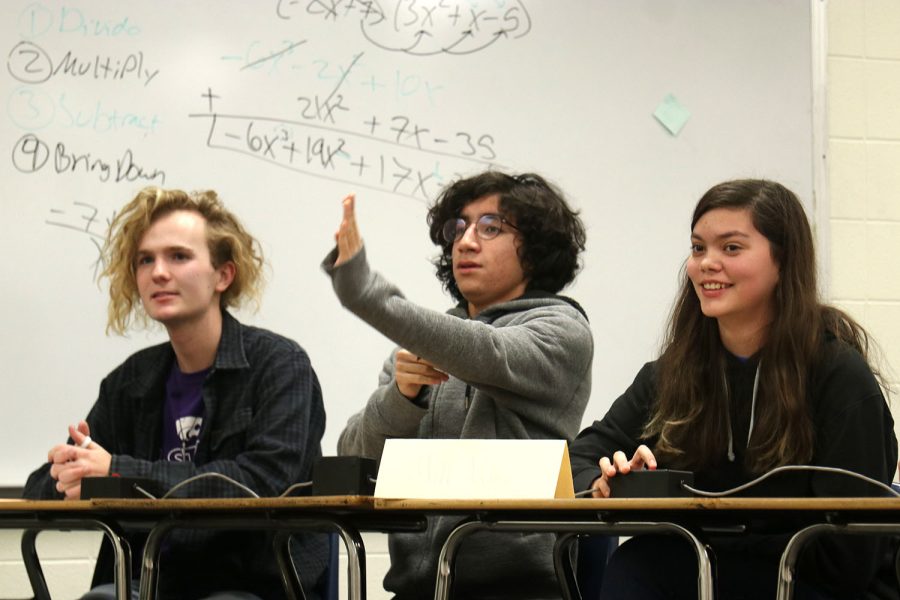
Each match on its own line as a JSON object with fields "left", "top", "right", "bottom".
{"left": 4, "top": 0, "right": 532, "bottom": 263}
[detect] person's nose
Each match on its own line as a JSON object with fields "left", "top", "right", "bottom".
{"left": 151, "top": 258, "right": 170, "bottom": 281}
{"left": 700, "top": 252, "right": 721, "bottom": 273}
{"left": 456, "top": 222, "right": 481, "bottom": 252}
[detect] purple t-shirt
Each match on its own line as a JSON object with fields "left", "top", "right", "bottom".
{"left": 161, "top": 363, "right": 209, "bottom": 462}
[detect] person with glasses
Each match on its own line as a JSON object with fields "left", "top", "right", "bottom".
{"left": 322, "top": 171, "right": 592, "bottom": 600}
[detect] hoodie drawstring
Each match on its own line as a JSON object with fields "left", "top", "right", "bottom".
{"left": 726, "top": 362, "right": 761, "bottom": 462}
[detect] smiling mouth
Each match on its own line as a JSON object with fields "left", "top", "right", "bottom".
{"left": 701, "top": 282, "right": 731, "bottom": 290}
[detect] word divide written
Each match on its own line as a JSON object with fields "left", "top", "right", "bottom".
{"left": 193, "top": 107, "right": 500, "bottom": 202}
{"left": 16, "top": 4, "right": 142, "bottom": 38}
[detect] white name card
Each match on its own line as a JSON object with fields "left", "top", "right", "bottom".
{"left": 374, "top": 439, "right": 574, "bottom": 500}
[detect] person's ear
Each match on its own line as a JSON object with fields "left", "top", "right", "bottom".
{"left": 215, "top": 261, "right": 236, "bottom": 293}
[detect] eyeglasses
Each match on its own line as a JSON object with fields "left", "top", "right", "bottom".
{"left": 441, "top": 213, "right": 518, "bottom": 244}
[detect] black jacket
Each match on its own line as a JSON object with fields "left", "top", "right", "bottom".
{"left": 24, "top": 312, "right": 329, "bottom": 600}
{"left": 570, "top": 337, "right": 898, "bottom": 598}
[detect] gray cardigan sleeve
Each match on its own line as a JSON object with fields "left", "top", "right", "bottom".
{"left": 336, "top": 349, "right": 429, "bottom": 459}
{"left": 323, "top": 247, "right": 593, "bottom": 415}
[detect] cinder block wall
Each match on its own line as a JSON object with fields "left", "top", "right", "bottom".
{"left": 827, "top": 0, "right": 900, "bottom": 437}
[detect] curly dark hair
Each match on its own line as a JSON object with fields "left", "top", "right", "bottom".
{"left": 426, "top": 171, "right": 586, "bottom": 303}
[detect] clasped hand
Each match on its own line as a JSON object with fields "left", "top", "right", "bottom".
{"left": 47, "top": 420, "right": 112, "bottom": 500}
{"left": 590, "top": 444, "right": 657, "bottom": 498}
{"left": 394, "top": 349, "right": 449, "bottom": 399}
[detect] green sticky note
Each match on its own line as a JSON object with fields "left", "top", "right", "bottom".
{"left": 654, "top": 94, "right": 691, "bottom": 136}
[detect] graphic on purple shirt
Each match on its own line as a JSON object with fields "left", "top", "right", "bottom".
{"left": 162, "top": 363, "right": 209, "bottom": 462}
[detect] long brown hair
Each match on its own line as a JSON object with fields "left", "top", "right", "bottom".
{"left": 644, "top": 179, "right": 877, "bottom": 473}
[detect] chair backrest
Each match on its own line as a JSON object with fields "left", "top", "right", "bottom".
{"left": 20, "top": 529, "right": 50, "bottom": 600}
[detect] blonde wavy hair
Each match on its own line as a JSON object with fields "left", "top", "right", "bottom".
{"left": 101, "top": 187, "right": 264, "bottom": 335}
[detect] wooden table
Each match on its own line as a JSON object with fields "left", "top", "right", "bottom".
{"left": 0, "top": 495, "right": 423, "bottom": 600}
{"left": 4, "top": 496, "right": 900, "bottom": 600}
{"left": 374, "top": 496, "right": 900, "bottom": 600}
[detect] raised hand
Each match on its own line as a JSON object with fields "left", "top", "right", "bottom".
{"left": 334, "top": 193, "right": 363, "bottom": 267}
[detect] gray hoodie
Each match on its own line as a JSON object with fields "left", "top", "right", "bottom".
{"left": 324, "top": 247, "right": 592, "bottom": 599}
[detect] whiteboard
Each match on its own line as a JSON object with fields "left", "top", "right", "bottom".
{"left": 0, "top": 0, "right": 815, "bottom": 486}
